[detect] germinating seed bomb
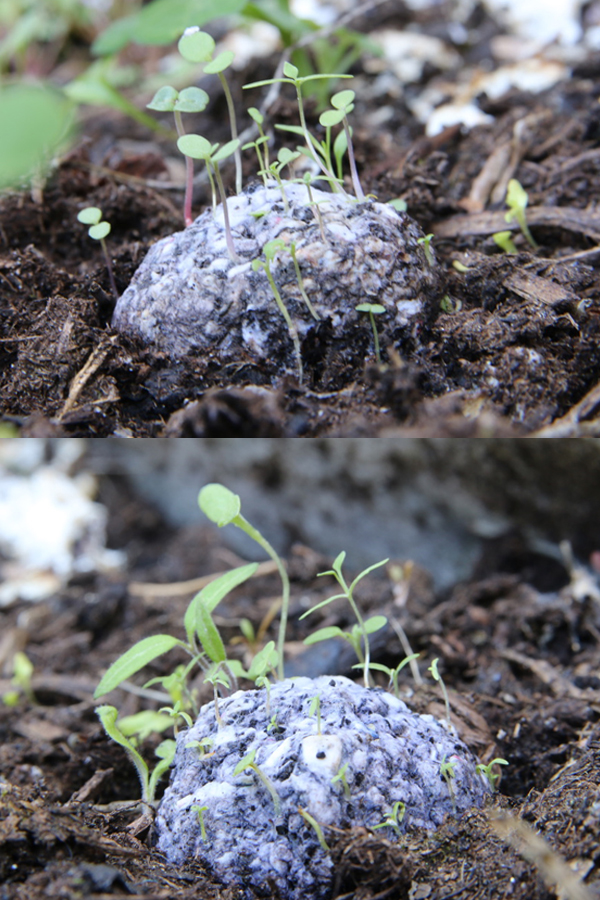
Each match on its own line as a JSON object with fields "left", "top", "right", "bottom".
{"left": 156, "top": 675, "right": 490, "bottom": 899}
{"left": 112, "top": 182, "right": 441, "bottom": 372}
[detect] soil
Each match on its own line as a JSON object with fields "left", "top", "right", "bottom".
{"left": 3, "top": 5, "right": 600, "bottom": 436}
{"left": 2, "top": 471, "right": 600, "bottom": 900}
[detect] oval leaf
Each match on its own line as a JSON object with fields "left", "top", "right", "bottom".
{"left": 331, "top": 89, "right": 355, "bottom": 109}
{"left": 303, "top": 626, "right": 346, "bottom": 645}
{"left": 363, "top": 615, "right": 388, "bottom": 635}
{"left": 94, "top": 634, "right": 180, "bottom": 697}
{"left": 77, "top": 207, "right": 102, "bottom": 225}
{"left": 89, "top": 221, "right": 111, "bottom": 240}
{"left": 177, "top": 133, "right": 212, "bottom": 159}
{"left": 147, "top": 85, "right": 178, "bottom": 111}
{"left": 319, "top": 109, "right": 345, "bottom": 128}
{"left": 174, "top": 86, "right": 209, "bottom": 113}
{"left": 203, "top": 50, "right": 234, "bottom": 74}
{"left": 198, "top": 483, "right": 241, "bottom": 526}
{"left": 212, "top": 138, "right": 240, "bottom": 162}
{"left": 178, "top": 29, "right": 215, "bottom": 63}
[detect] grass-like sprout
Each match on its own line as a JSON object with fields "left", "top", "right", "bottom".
{"left": 355, "top": 302, "right": 385, "bottom": 365}
{"left": 368, "top": 653, "right": 421, "bottom": 698}
{"left": 289, "top": 241, "right": 319, "bottom": 321}
{"left": 439, "top": 754, "right": 457, "bottom": 814}
{"left": 177, "top": 134, "right": 241, "bottom": 262}
{"left": 147, "top": 85, "right": 209, "bottom": 227}
{"left": 428, "top": 658, "right": 452, "bottom": 730}
{"left": 505, "top": 178, "right": 538, "bottom": 249}
{"left": 308, "top": 694, "right": 322, "bottom": 734}
{"left": 331, "top": 762, "right": 351, "bottom": 798}
{"left": 252, "top": 238, "right": 303, "bottom": 382}
{"left": 417, "top": 233, "right": 435, "bottom": 266}
{"left": 298, "top": 806, "right": 330, "bottom": 852}
{"left": 372, "top": 800, "right": 406, "bottom": 837}
{"left": 319, "top": 90, "right": 364, "bottom": 201}
{"left": 191, "top": 804, "right": 209, "bottom": 841}
{"left": 77, "top": 206, "right": 118, "bottom": 299}
{"left": 234, "top": 747, "right": 281, "bottom": 815}
{"left": 178, "top": 28, "right": 242, "bottom": 196}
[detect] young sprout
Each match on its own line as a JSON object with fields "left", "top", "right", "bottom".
{"left": 185, "top": 736, "right": 215, "bottom": 760}
{"left": 476, "top": 758, "right": 509, "bottom": 791}
{"left": 2, "top": 651, "right": 36, "bottom": 706}
{"left": 246, "top": 106, "right": 271, "bottom": 173}
{"left": 177, "top": 134, "right": 241, "bottom": 262}
{"left": 77, "top": 206, "right": 118, "bottom": 299}
{"left": 417, "top": 233, "right": 435, "bottom": 266}
{"left": 252, "top": 238, "right": 303, "bottom": 382}
{"left": 493, "top": 230, "right": 518, "bottom": 254}
{"left": 331, "top": 762, "right": 351, "bottom": 798}
{"left": 440, "top": 754, "right": 457, "bottom": 814}
{"left": 372, "top": 800, "right": 406, "bottom": 837}
{"left": 309, "top": 694, "right": 322, "bottom": 735}
{"left": 355, "top": 302, "right": 385, "bottom": 365}
{"left": 289, "top": 241, "right": 319, "bottom": 321}
{"left": 505, "top": 178, "right": 538, "bottom": 249}
{"left": 319, "top": 89, "right": 365, "bottom": 201}
{"left": 147, "top": 84, "right": 209, "bottom": 227}
{"left": 191, "top": 804, "right": 209, "bottom": 841}
{"left": 178, "top": 28, "right": 242, "bottom": 195}
{"left": 301, "top": 552, "right": 389, "bottom": 687}
{"left": 298, "top": 806, "right": 330, "bottom": 852}
{"left": 428, "top": 657, "right": 452, "bottom": 731}
{"left": 368, "top": 653, "right": 421, "bottom": 698}
{"left": 257, "top": 147, "right": 301, "bottom": 212}
{"left": 234, "top": 747, "right": 281, "bottom": 815}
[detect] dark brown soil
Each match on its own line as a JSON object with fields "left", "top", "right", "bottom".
{"left": 3, "top": 5, "right": 600, "bottom": 436}
{"left": 2, "top": 472, "right": 600, "bottom": 899}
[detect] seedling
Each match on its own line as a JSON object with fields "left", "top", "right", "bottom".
{"left": 319, "top": 90, "right": 364, "bottom": 201}
{"left": 367, "top": 653, "right": 421, "bottom": 698}
{"left": 298, "top": 806, "right": 330, "bottom": 852}
{"left": 2, "top": 651, "right": 36, "bottom": 706}
{"left": 309, "top": 694, "right": 322, "bottom": 734}
{"left": 355, "top": 302, "right": 385, "bottom": 365}
{"left": 178, "top": 28, "right": 242, "bottom": 195}
{"left": 417, "top": 233, "right": 435, "bottom": 266}
{"left": 147, "top": 84, "right": 209, "bottom": 227}
{"left": 96, "top": 705, "right": 175, "bottom": 804}
{"left": 476, "top": 758, "right": 509, "bottom": 791}
{"left": 191, "top": 804, "right": 209, "bottom": 841}
{"left": 176, "top": 134, "right": 241, "bottom": 262}
{"left": 428, "top": 658, "right": 452, "bottom": 731}
{"left": 234, "top": 747, "right": 281, "bottom": 815}
{"left": 198, "top": 484, "right": 289, "bottom": 681}
{"left": 493, "top": 230, "right": 518, "bottom": 254}
{"left": 257, "top": 147, "right": 302, "bottom": 212}
{"left": 505, "top": 178, "right": 538, "bottom": 249}
{"left": 372, "top": 800, "right": 406, "bottom": 837}
{"left": 440, "top": 754, "right": 457, "bottom": 814}
{"left": 185, "top": 736, "right": 215, "bottom": 760}
{"left": 301, "top": 551, "right": 389, "bottom": 687}
{"left": 252, "top": 239, "right": 303, "bottom": 382}
{"left": 289, "top": 241, "right": 320, "bottom": 321}
{"left": 246, "top": 107, "right": 270, "bottom": 175}
{"left": 77, "top": 206, "right": 118, "bottom": 299}
{"left": 331, "top": 762, "right": 351, "bottom": 798}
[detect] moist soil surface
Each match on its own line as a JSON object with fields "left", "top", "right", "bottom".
{"left": 3, "top": 6, "right": 600, "bottom": 436}
{"left": 2, "top": 474, "right": 600, "bottom": 900}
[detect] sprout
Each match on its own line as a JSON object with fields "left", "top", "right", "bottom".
{"left": 355, "top": 302, "right": 385, "bottom": 366}
{"left": 77, "top": 207, "right": 118, "bottom": 299}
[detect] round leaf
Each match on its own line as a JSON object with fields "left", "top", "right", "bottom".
{"left": 178, "top": 28, "right": 215, "bottom": 62}
{"left": 89, "top": 221, "right": 111, "bottom": 240}
{"left": 177, "top": 133, "right": 212, "bottom": 159}
{"left": 198, "top": 483, "right": 241, "bottom": 526}
{"left": 77, "top": 207, "right": 102, "bottom": 225}
{"left": 94, "top": 634, "right": 181, "bottom": 697}
{"left": 147, "top": 85, "right": 178, "bottom": 111}
{"left": 174, "top": 86, "right": 210, "bottom": 113}
{"left": 331, "top": 89, "right": 355, "bottom": 110}
{"left": 211, "top": 138, "right": 240, "bottom": 162}
{"left": 319, "top": 109, "right": 345, "bottom": 128}
{"left": 203, "top": 50, "right": 234, "bottom": 74}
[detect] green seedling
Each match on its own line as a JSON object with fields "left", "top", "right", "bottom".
{"left": 505, "top": 178, "right": 538, "bottom": 249}
{"left": 388, "top": 198, "right": 408, "bottom": 213}
{"left": 309, "top": 694, "right": 322, "bottom": 735}
{"left": 319, "top": 89, "right": 364, "bottom": 201}
{"left": 372, "top": 800, "right": 406, "bottom": 837}
{"left": 428, "top": 658, "right": 452, "bottom": 730}
{"left": 191, "top": 804, "right": 209, "bottom": 841}
{"left": 301, "top": 551, "right": 389, "bottom": 687}
{"left": 331, "top": 762, "right": 351, "bottom": 798}
{"left": 147, "top": 84, "right": 209, "bottom": 226}
{"left": 367, "top": 653, "right": 421, "bottom": 698}
{"left": 492, "top": 230, "right": 518, "bottom": 254}
{"left": 2, "top": 651, "right": 35, "bottom": 706}
{"left": 158, "top": 701, "right": 194, "bottom": 734}
{"left": 198, "top": 484, "right": 289, "bottom": 681}
{"left": 116, "top": 709, "right": 177, "bottom": 742}
{"left": 417, "top": 233, "right": 435, "bottom": 266}
{"left": 77, "top": 206, "right": 118, "bottom": 299}
{"left": 439, "top": 295, "right": 462, "bottom": 313}
{"left": 252, "top": 238, "right": 303, "bottom": 383}
{"left": 95, "top": 705, "right": 175, "bottom": 804}
{"left": 298, "top": 806, "right": 330, "bottom": 852}
{"left": 246, "top": 107, "right": 271, "bottom": 175}
{"left": 289, "top": 241, "right": 320, "bottom": 321}
{"left": 440, "top": 754, "right": 457, "bottom": 814}
{"left": 267, "top": 712, "right": 281, "bottom": 733}
{"left": 185, "top": 736, "right": 215, "bottom": 759}
{"left": 476, "top": 758, "right": 509, "bottom": 791}
{"left": 234, "top": 747, "right": 281, "bottom": 815}
{"left": 355, "top": 302, "right": 385, "bottom": 365}
{"left": 177, "top": 134, "right": 241, "bottom": 261}
{"left": 178, "top": 28, "right": 243, "bottom": 195}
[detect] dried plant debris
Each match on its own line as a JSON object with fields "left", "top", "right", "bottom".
{"left": 112, "top": 183, "right": 441, "bottom": 375}
{"left": 156, "top": 675, "right": 490, "bottom": 900}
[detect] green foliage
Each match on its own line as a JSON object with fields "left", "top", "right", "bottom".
{"left": 355, "top": 303, "right": 385, "bottom": 366}
{"left": 252, "top": 240, "right": 303, "bottom": 382}
{"left": 2, "top": 651, "right": 36, "bottom": 705}
{"left": 428, "top": 658, "right": 452, "bottom": 730}
{"left": 417, "top": 233, "right": 435, "bottom": 266}
{"left": 367, "top": 653, "right": 421, "bottom": 698}
{"left": 234, "top": 747, "right": 281, "bottom": 814}
{"left": 505, "top": 178, "right": 538, "bottom": 249}
{"left": 493, "top": 230, "right": 518, "bottom": 254}
{"left": 331, "top": 762, "right": 351, "bottom": 798}
{"left": 476, "top": 758, "right": 509, "bottom": 790}
{"left": 298, "top": 806, "right": 330, "bottom": 852}
{"left": 191, "top": 804, "right": 209, "bottom": 840}
{"left": 372, "top": 800, "right": 406, "bottom": 837}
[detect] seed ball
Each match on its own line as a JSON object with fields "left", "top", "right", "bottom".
{"left": 155, "top": 675, "right": 490, "bottom": 899}
{"left": 112, "top": 183, "right": 442, "bottom": 373}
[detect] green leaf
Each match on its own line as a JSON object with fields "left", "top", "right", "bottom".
{"left": 319, "top": 109, "right": 345, "bottom": 128}
{"left": 198, "top": 483, "right": 241, "bottom": 526}
{"left": 332, "top": 551, "right": 346, "bottom": 574}
{"left": 263, "top": 238, "right": 286, "bottom": 261}
{"left": 174, "top": 86, "right": 210, "bottom": 113}
{"left": 331, "top": 89, "right": 355, "bottom": 109}
{"left": 506, "top": 178, "right": 528, "bottom": 212}
{"left": 177, "top": 133, "right": 212, "bottom": 159}
{"left": 248, "top": 107, "right": 263, "bottom": 124}
{"left": 283, "top": 61, "right": 299, "bottom": 79}
{"left": 211, "top": 138, "right": 240, "bottom": 162}
{"left": 356, "top": 303, "right": 385, "bottom": 314}
{"left": 203, "top": 50, "right": 234, "bottom": 74}
{"left": 298, "top": 592, "right": 347, "bottom": 618}
{"left": 91, "top": 13, "right": 139, "bottom": 55}
{"left": 89, "top": 221, "right": 111, "bottom": 240}
{"left": 246, "top": 641, "right": 278, "bottom": 680}
{"left": 277, "top": 147, "right": 300, "bottom": 167}
{"left": 349, "top": 558, "right": 389, "bottom": 592}
{"left": 366, "top": 662, "right": 393, "bottom": 676}
{"left": 117, "top": 710, "right": 175, "bottom": 740}
{"left": 94, "top": 634, "right": 181, "bottom": 697}
{"left": 77, "top": 207, "right": 102, "bottom": 225}
{"left": 96, "top": 705, "right": 149, "bottom": 798}
{"left": 177, "top": 28, "right": 215, "bottom": 62}
{"left": 196, "top": 603, "right": 226, "bottom": 663}
{"left": 233, "top": 748, "right": 256, "bottom": 775}
{"left": 303, "top": 626, "right": 346, "bottom": 644}
{"left": 363, "top": 615, "right": 387, "bottom": 634}
{"left": 147, "top": 85, "right": 178, "bottom": 111}
{"left": 184, "top": 563, "right": 258, "bottom": 643}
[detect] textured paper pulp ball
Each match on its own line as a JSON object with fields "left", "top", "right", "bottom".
{"left": 112, "top": 183, "right": 441, "bottom": 371}
{"left": 156, "top": 676, "right": 490, "bottom": 899}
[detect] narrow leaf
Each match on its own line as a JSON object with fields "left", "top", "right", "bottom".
{"left": 184, "top": 563, "right": 258, "bottom": 643}
{"left": 94, "top": 635, "right": 180, "bottom": 697}
{"left": 298, "top": 592, "right": 347, "bottom": 619}
{"left": 349, "top": 558, "right": 389, "bottom": 592}
{"left": 196, "top": 603, "right": 226, "bottom": 663}
{"left": 303, "top": 626, "right": 346, "bottom": 645}
{"left": 363, "top": 615, "right": 388, "bottom": 634}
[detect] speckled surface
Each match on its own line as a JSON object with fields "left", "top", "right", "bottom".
{"left": 156, "top": 675, "right": 490, "bottom": 899}
{"left": 112, "top": 182, "right": 441, "bottom": 369}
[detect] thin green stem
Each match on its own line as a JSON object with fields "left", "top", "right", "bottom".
{"left": 212, "top": 162, "right": 240, "bottom": 262}
{"left": 218, "top": 72, "right": 242, "bottom": 195}
{"left": 174, "top": 109, "right": 194, "bottom": 227}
